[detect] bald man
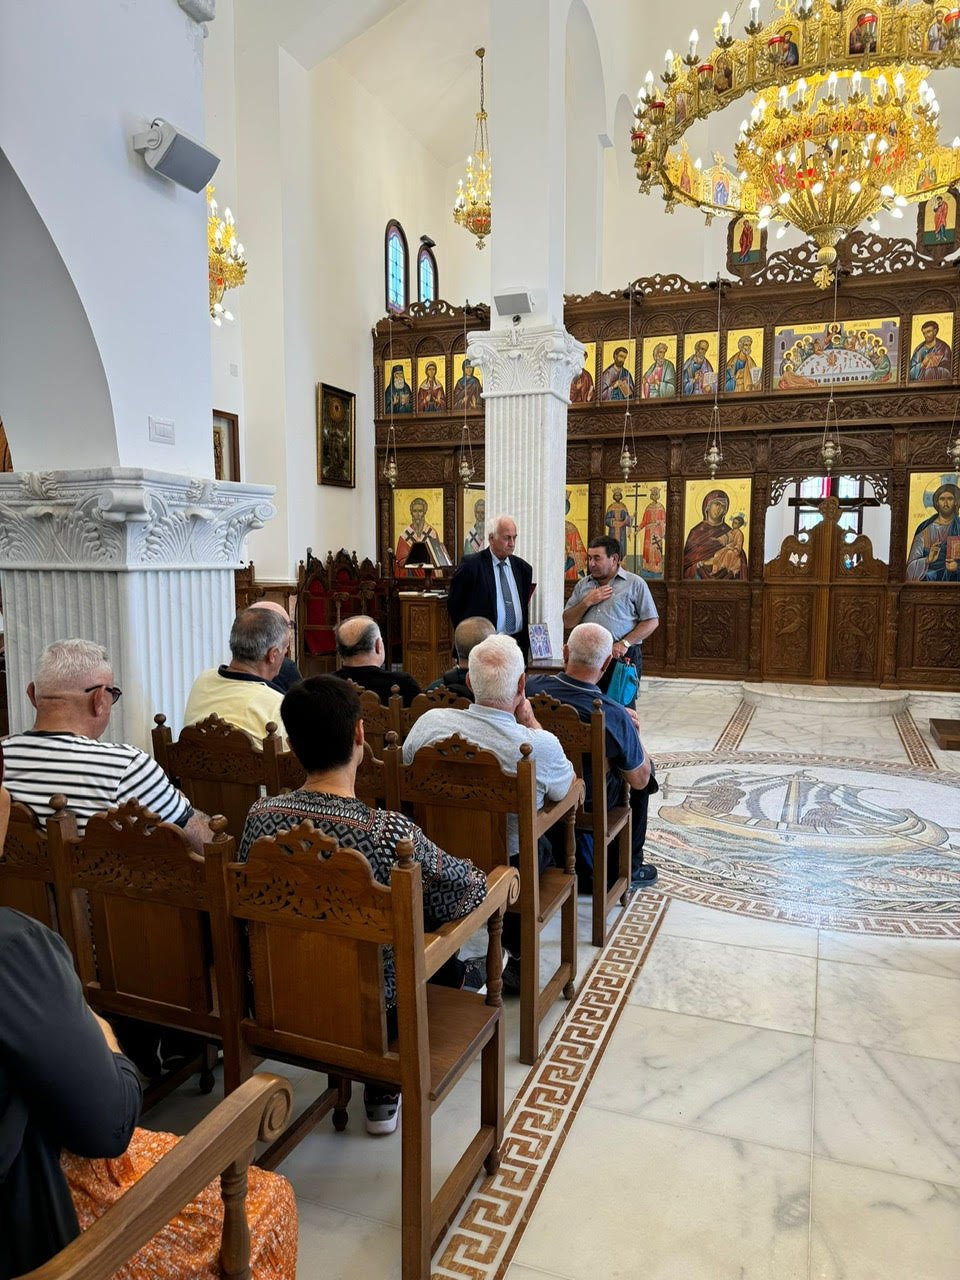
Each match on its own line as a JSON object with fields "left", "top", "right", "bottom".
{"left": 248, "top": 599, "right": 302, "bottom": 693}
{"left": 332, "top": 616, "right": 421, "bottom": 706}
{"left": 427, "top": 616, "right": 495, "bottom": 701}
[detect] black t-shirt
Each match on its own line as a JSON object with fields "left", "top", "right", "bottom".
{"left": 333, "top": 664, "right": 421, "bottom": 707}
{"left": 0, "top": 910, "right": 142, "bottom": 1277}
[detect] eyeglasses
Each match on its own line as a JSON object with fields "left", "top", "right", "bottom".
{"left": 84, "top": 684, "right": 123, "bottom": 704}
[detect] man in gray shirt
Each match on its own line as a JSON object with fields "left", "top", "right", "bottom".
{"left": 562, "top": 536, "right": 659, "bottom": 685}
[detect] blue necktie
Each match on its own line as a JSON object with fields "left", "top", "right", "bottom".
{"left": 499, "top": 560, "right": 517, "bottom": 634}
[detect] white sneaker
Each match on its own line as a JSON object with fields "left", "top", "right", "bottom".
{"left": 364, "top": 1090, "right": 401, "bottom": 1135}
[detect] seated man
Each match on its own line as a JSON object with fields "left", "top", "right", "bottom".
{"left": 183, "top": 607, "right": 287, "bottom": 743}
{"left": 427, "top": 615, "right": 495, "bottom": 701}
{"left": 0, "top": 788, "right": 296, "bottom": 1278}
{"left": 0, "top": 903, "right": 142, "bottom": 1275}
{"left": 332, "top": 615, "right": 421, "bottom": 706}
{"left": 527, "top": 623, "right": 658, "bottom": 889}
{"left": 248, "top": 599, "right": 303, "bottom": 693}
{"left": 3, "top": 639, "right": 211, "bottom": 851}
{"left": 402, "top": 633, "right": 576, "bottom": 987}
{"left": 239, "top": 675, "right": 487, "bottom": 1136}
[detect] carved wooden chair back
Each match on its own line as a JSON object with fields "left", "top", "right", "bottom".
{"left": 356, "top": 739, "right": 388, "bottom": 808}
{"left": 152, "top": 712, "right": 285, "bottom": 840}
{"left": 528, "top": 693, "right": 632, "bottom": 946}
{"left": 345, "top": 681, "right": 403, "bottom": 753}
{"left": 208, "top": 823, "right": 511, "bottom": 1279}
{"left": 399, "top": 687, "right": 471, "bottom": 738}
{"left": 0, "top": 798, "right": 62, "bottom": 933}
{"left": 47, "top": 799, "right": 225, "bottom": 1053}
{"left": 384, "top": 732, "right": 583, "bottom": 1064}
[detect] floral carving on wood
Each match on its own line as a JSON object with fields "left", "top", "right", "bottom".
{"left": 913, "top": 602, "right": 960, "bottom": 669}
{"left": 769, "top": 597, "right": 812, "bottom": 673}
{"left": 830, "top": 597, "right": 882, "bottom": 678}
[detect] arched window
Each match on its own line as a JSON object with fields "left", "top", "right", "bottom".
{"left": 385, "top": 220, "right": 409, "bottom": 313}
{"left": 418, "top": 244, "right": 438, "bottom": 303}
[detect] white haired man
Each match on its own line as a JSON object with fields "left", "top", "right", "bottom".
{"left": 183, "top": 607, "right": 288, "bottom": 742}
{"left": 402, "top": 633, "right": 575, "bottom": 987}
{"left": 332, "top": 615, "right": 421, "bottom": 706}
{"left": 527, "top": 623, "right": 658, "bottom": 890}
{"left": 248, "top": 599, "right": 303, "bottom": 693}
{"left": 3, "top": 639, "right": 211, "bottom": 851}
{"left": 446, "top": 515, "right": 533, "bottom": 661}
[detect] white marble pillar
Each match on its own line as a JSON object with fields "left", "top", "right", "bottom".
{"left": 470, "top": 326, "right": 584, "bottom": 655}
{"left": 472, "top": 0, "right": 580, "bottom": 655}
{"left": 0, "top": 468, "right": 275, "bottom": 749}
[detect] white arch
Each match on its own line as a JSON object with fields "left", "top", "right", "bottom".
{"left": 0, "top": 148, "right": 117, "bottom": 469}
{"left": 564, "top": 0, "right": 606, "bottom": 295}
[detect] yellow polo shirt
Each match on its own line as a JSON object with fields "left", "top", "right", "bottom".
{"left": 182, "top": 666, "right": 286, "bottom": 746}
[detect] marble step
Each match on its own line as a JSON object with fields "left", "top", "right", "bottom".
{"left": 742, "top": 682, "right": 908, "bottom": 719}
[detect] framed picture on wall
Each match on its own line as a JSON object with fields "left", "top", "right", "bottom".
{"left": 316, "top": 382, "right": 356, "bottom": 488}
{"left": 212, "top": 410, "right": 240, "bottom": 482}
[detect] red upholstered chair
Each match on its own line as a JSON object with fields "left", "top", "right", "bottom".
{"left": 295, "top": 549, "right": 398, "bottom": 675}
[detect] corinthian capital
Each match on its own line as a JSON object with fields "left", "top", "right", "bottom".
{"left": 467, "top": 325, "right": 586, "bottom": 401}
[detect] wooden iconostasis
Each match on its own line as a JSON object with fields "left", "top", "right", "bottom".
{"left": 373, "top": 233, "right": 960, "bottom": 691}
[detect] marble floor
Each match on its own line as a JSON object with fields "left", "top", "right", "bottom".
{"left": 146, "top": 678, "right": 960, "bottom": 1279}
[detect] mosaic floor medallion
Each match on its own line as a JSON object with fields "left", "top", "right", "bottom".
{"left": 648, "top": 751, "right": 960, "bottom": 936}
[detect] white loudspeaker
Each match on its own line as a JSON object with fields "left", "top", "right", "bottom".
{"left": 493, "top": 289, "right": 534, "bottom": 318}
{"left": 132, "top": 119, "right": 220, "bottom": 193}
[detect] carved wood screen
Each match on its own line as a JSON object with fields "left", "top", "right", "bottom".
{"left": 763, "top": 497, "right": 888, "bottom": 685}
{"left": 373, "top": 233, "right": 960, "bottom": 691}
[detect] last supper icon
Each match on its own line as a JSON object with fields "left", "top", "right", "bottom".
{"left": 773, "top": 318, "right": 899, "bottom": 390}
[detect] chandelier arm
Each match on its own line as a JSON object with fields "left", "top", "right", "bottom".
{"left": 633, "top": 0, "right": 960, "bottom": 276}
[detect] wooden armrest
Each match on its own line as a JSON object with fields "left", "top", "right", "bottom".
{"left": 20, "top": 1074, "right": 293, "bottom": 1280}
{"left": 534, "top": 777, "right": 585, "bottom": 839}
{"left": 422, "top": 866, "right": 520, "bottom": 978}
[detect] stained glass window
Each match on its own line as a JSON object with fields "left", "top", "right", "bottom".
{"left": 385, "top": 221, "right": 408, "bottom": 314}
{"left": 418, "top": 245, "right": 437, "bottom": 303}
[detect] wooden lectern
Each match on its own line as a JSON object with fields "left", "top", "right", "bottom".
{"left": 399, "top": 588, "right": 451, "bottom": 687}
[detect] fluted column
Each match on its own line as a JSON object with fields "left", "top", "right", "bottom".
{"left": 469, "top": 325, "right": 584, "bottom": 655}
{"left": 0, "top": 468, "right": 275, "bottom": 748}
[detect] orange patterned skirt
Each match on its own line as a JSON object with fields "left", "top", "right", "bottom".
{"left": 63, "top": 1128, "right": 298, "bottom": 1279}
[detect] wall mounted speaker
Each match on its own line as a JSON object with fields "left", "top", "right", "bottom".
{"left": 132, "top": 119, "right": 220, "bottom": 193}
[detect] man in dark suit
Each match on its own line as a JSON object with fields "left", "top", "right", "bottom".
{"left": 447, "top": 514, "right": 533, "bottom": 661}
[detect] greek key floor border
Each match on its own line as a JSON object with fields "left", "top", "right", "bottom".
{"left": 712, "top": 699, "right": 756, "bottom": 753}
{"left": 431, "top": 891, "right": 667, "bottom": 1280}
{"left": 893, "top": 708, "right": 939, "bottom": 771}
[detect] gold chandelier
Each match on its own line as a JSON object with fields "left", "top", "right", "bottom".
{"left": 453, "top": 48, "right": 492, "bottom": 250}
{"left": 207, "top": 185, "right": 248, "bottom": 325}
{"left": 632, "top": 0, "right": 960, "bottom": 286}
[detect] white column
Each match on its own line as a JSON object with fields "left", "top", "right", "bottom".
{"left": 470, "top": 327, "right": 584, "bottom": 656}
{"left": 474, "top": 0, "right": 578, "bottom": 654}
{"left": 0, "top": 468, "right": 275, "bottom": 750}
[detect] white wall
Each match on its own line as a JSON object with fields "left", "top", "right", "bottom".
{"left": 205, "top": 0, "right": 246, "bottom": 427}
{"left": 0, "top": 0, "right": 214, "bottom": 475}
{"left": 232, "top": 24, "right": 454, "bottom": 580}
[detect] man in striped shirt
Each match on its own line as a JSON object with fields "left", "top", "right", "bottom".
{"left": 3, "top": 639, "right": 212, "bottom": 851}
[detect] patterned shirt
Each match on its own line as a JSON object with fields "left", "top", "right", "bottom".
{"left": 565, "top": 567, "right": 658, "bottom": 642}
{"left": 2, "top": 732, "right": 193, "bottom": 834}
{"left": 239, "top": 790, "right": 486, "bottom": 1006}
